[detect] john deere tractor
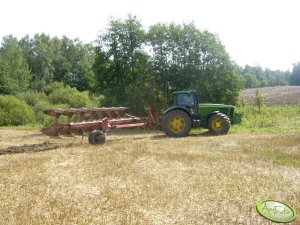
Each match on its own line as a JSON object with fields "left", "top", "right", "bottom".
{"left": 162, "top": 90, "right": 235, "bottom": 137}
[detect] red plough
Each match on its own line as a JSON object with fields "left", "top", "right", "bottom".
{"left": 41, "top": 106, "right": 159, "bottom": 144}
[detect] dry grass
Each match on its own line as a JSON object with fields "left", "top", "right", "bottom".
{"left": 240, "top": 86, "right": 300, "bottom": 105}
{"left": 0, "top": 129, "right": 299, "bottom": 225}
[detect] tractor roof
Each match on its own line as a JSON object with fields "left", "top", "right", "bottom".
{"left": 173, "top": 90, "right": 197, "bottom": 95}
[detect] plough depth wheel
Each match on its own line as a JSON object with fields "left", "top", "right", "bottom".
{"left": 88, "top": 130, "right": 106, "bottom": 145}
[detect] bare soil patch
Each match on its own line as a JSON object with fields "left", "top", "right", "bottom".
{"left": 0, "top": 141, "right": 59, "bottom": 155}
{"left": 240, "top": 86, "right": 300, "bottom": 105}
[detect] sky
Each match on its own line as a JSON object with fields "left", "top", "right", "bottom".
{"left": 0, "top": 0, "right": 299, "bottom": 71}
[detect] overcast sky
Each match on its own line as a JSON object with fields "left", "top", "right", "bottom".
{"left": 1, "top": 0, "right": 299, "bottom": 71}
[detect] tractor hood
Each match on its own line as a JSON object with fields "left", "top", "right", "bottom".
{"left": 199, "top": 103, "right": 235, "bottom": 108}
{"left": 198, "top": 103, "right": 235, "bottom": 122}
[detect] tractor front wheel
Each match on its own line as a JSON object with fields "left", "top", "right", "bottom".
{"left": 207, "top": 113, "right": 230, "bottom": 135}
{"left": 88, "top": 130, "right": 106, "bottom": 144}
{"left": 162, "top": 110, "right": 191, "bottom": 137}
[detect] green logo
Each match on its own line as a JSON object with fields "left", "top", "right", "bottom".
{"left": 256, "top": 200, "right": 297, "bottom": 223}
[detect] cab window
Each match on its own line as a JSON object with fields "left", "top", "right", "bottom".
{"left": 176, "top": 93, "right": 194, "bottom": 106}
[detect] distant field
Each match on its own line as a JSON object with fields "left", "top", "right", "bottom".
{"left": 0, "top": 129, "right": 299, "bottom": 224}
{"left": 240, "top": 86, "right": 300, "bottom": 105}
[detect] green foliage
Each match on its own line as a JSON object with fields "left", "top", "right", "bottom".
{"left": 15, "top": 85, "right": 104, "bottom": 125}
{"left": 243, "top": 73, "right": 259, "bottom": 88}
{"left": 254, "top": 89, "right": 264, "bottom": 113}
{"left": 1, "top": 17, "right": 298, "bottom": 127}
{"left": 290, "top": 62, "right": 300, "bottom": 85}
{"left": 19, "top": 34, "right": 95, "bottom": 92}
{"left": 94, "top": 15, "right": 151, "bottom": 113}
{"left": 16, "top": 91, "right": 51, "bottom": 124}
{"left": 147, "top": 23, "right": 243, "bottom": 106}
{"left": 95, "top": 18, "right": 243, "bottom": 115}
{"left": 52, "top": 37, "right": 96, "bottom": 91}
{"left": 238, "top": 65, "right": 291, "bottom": 88}
{"left": 45, "top": 82, "right": 92, "bottom": 108}
{"left": 232, "top": 104, "right": 300, "bottom": 132}
{"left": 89, "top": 94, "right": 106, "bottom": 108}
{"left": 0, "top": 58, "right": 11, "bottom": 94}
{"left": 16, "top": 90, "right": 48, "bottom": 106}
{"left": 124, "top": 78, "right": 157, "bottom": 116}
{"left": 0, "top": 95, "right": 34, "bottom": 126}
{"left": 0, "top": 35, "right": 32, "bottom": 94}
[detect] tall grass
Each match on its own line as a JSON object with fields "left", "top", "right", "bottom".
{"left": 232, "top": 104, "right": 300, "bottom": 133}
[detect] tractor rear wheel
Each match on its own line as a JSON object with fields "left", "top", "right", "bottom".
{"left": 88, "top": 130, "right": 106, "bottom": 144}
{"left": 207, "top": 113, "right": 230, "bottom": 135}
{"left": 162, "top": 110, "right": 191, "bottom": 137}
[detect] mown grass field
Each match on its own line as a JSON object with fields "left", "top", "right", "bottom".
{"left": 0, "top": 126, "right": 299, "bottom": 224}
{"left": 1, "top": 99, "right": 300, "bottom": 225}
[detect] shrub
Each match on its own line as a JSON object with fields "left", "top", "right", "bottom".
{"left": 254, "top": 89, "right": 265, "bottom": 113}
{"left": 0, "top": 95, "right": 34, "bottom": 126}
{"left": 15, "top": 86, "right": 105, "bottom": 126}
{"left": 16, "top": 90, "right": 48, "bottom": 107}
{"left": 16, "top": 91, "right": 52, "bottom": 125}
{"left": 90, "top": 94, "right": 106, "bottom": 107}
{"left": 45, "top": 82, "right": 92, "bottom": 108}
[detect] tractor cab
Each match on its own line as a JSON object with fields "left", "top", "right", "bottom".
{"left": 172, "top": 90, "right": 199, "bottom": 118}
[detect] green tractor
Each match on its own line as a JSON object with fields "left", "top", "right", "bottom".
{"left": 162, "top": 90, "right": 235, "bottom": 137}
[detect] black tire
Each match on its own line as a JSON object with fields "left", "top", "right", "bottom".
{"left": 88, "top": 130, "right": 106, "bottom": 145}
{"left": 207, "top": 113, "right": 230, "bottom": 135}
{"left": 162, "top": 110, "right": 191, "bottom": 137}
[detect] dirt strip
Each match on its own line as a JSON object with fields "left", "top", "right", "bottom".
{"left": 0, "top": 141, "right": 60, "bottom": 155}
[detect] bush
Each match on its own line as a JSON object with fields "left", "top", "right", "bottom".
{"left": 45, "top": 82, "right": 92, "bottom": 108}
{"left": 16, "top": 90, "right": 48, "bottom": 107}
{"left": 14, "top": 85, "right": 105, "bottom": 126}
{"left": 0, "top": 95, "right": 34, "bottom": 126}
{"left": 16, "top": 91, "right": 52, "bottom": 125}
{"left": 254, "top": 89, "right": 265, "bottom": 113}
{"left": 90, "top": 94, "right": 106, "bottom": 107}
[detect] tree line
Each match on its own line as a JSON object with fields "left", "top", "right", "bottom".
{"left": 238, "top": 65, "right": 292, "bottom": 88}
{"left": 1, "top": 15, "right": 300, "bottom": 124}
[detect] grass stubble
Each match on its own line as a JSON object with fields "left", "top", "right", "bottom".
{"left": 0, "top": 129, "right": 299, "bottom": 225}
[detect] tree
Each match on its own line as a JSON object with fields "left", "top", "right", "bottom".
{"left": 52, "top": 37, "right": 96, "bottom": 91}
{"left": 0, "top": 58, "right": 11, "bottom": 94}
{"left": 195, "top": 30, "right": 242, "bottom": 104}
{"left": 148, "top": 23, "right": 242, "bottom": 105}
{"left": 19, "top": 34, "right": 55, "bottom": 91}
{"left": 238, "top": 65, "right": 291, "bottom": 88}
{"left": 0, "top": 35, "right": 32, "bottom": 94}
{"left": 243, "top": 73, "right": 259, "bottom": 88}
{"left": 291, "top": 63, "right": 300, "bottom": 85}
{"left": 94, "top": 15, "right": 152, "bottom": 114}
{"left": 19, "top": 34, "right": 96, "bottom": 91}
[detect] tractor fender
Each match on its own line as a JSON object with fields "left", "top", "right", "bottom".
{"left": 163, "top": 106, "right": 193, "bottom": 123}
{"left": 163, "top": 106, "right": 190, "bottom": 115}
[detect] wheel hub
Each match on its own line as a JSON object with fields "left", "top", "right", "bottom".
{"left": 212, "top": 119, "right": 222, "bottom": 130}
{"left": 169, "top": 116, "right": 185, "bottom": 132}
